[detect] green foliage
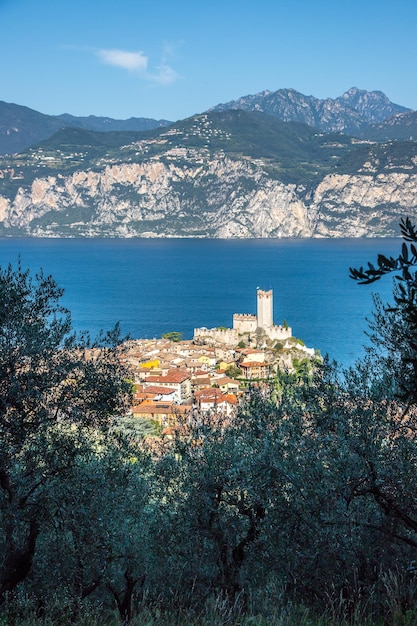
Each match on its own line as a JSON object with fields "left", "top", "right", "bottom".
{"left": 0, "top": 261, "right": 135, "bottom": 616}
{"left": 162, "top": 331, "right": 183, "bottom": 342}
{"left": 115, "top": 416, "right": 162, "bottom": 438}
{"left": 350, "top": 217, "right": 417, "bottom": 284}
{"left": 292, "top": 357, "right": 311, "bottom": 379}
{"left": 362, "top": 111, "right": 417, "bottom": 141}
{"left": 37, "top": 127, "right": 145, "bottom": 151}
{"left": 165, "top": 109, "right": 356, "bottom": 185}
{"left": 225, "top": 364, "right": 242, "bottom": 378}
{"left": 350, "top": 217, "right": 417, "bottom": 407}
{"left": 333, "top": 141, "right": 417, "bottom": 179}
{"left": 30, "top": 205, "right": 97, "bottom": 229}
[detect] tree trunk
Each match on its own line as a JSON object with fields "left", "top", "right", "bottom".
{"left": 0, "top": 518, "right": 40, "bottom": 603}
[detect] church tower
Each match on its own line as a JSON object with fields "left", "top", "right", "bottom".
{"left": 257, "top": 289, "right": 273, "bottom": 329}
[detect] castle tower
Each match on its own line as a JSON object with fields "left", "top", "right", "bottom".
{"left": 257, "top": 289, "right": 273, "bottom": 329}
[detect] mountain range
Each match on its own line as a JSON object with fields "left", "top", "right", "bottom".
{"left": 0, "top": 87, "right": 416, "bottom": 238}
{"left": 210, "top": 86, "right": 410, "bottom": 135}
{"left": 0, "top": 101, "right": 171, "bottom": 156}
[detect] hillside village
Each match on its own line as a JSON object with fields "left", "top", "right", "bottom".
{"left": 122, "top": 289, "right": 318, "bottom": 434}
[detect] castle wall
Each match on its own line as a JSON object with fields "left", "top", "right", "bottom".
{"left": 266, "top": 325, "right": 292, "bottom": 341}
{"left": 194, "top": 288, "right": 293, "bottom": 348}
{"left": 233, "top": 313, "right": 257, "bottom": 334}
{"left": 193, "top": 327, "right": 238, "bottom": 347}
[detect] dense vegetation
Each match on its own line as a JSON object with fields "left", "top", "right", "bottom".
{"left": 3, "top": 224, "right": 417, "bottom": 624}
{"left": 358, "top": 111, "right": 417, "bottom": 142}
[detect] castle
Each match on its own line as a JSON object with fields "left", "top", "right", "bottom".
{"left": 193, "top": 289, "right": 292, "bottom": 347}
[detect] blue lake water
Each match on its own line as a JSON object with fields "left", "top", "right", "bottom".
{"left": 0, "top": 237, "right": 402, "bottom": 367}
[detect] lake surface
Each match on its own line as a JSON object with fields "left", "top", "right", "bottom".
{"left": 0, "top": 237, "right": 402, "bottom": 367}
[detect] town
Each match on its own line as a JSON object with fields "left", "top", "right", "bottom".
{"left": 122, "top": 288, "right": 318, "bottom": 434}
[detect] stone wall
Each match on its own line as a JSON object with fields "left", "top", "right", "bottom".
{"left": 233, "top": 314, "right": 257, "bottom": 334}
{"left": 267, "top": 325, "right": 293, "bottom": 341}
{"left": 193, "top": 327, "right": 239, "bottom": 347}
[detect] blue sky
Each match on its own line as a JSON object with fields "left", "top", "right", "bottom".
{"left": 1, "top": 0, "right": 417, "bottom": 121}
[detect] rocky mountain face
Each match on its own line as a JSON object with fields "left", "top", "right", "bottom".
{"left": 0, "top": 155, "right": 312, "bottom": 237}
{"left": 360, "top": 110, "right": 417, "bottom": 142}
{"left": 210, "top": 87, "right": 410, "bottom": 135}
{"left": 1, "top": 155, "right": 415, "bottom": 239}
{"left": 1, "top": 109, "right": 417, "bottom": 238}
{"left": 336, "top": 87, "right": 407, "bottom": 123}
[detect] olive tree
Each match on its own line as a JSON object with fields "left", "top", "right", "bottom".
{"left": 0, "top": 262, "right": 132, "bottom": 604}
{"left": 350, "top": 217, "right": 417, "bottom": 409}
{"left": 147, "top": 378, "right": 372, "bottom": 610}
{"left": 28, "top": 445, "right": 152, "bottom": 623}
{"left": 345, "top": 220, "right": 417, "bottom": 593}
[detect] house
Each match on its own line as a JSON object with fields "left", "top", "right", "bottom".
{"left": 192, "top": 375, "right": 213, "bottom": 392}
{"left": 141, "top": 385, "right": 179, "bottom": 403}
{"left": 132, "top": 402, "right": 191, "bottom": 427}
{"left": 217, "top": 360, "right": 236, "bottom": 372}
{"left": 239, "top": 361, "right": 270, "bottom": 380}
{"left": 140, "top": 358, "right": 160, "bottom": 370}
{"left": 198, "top": 353, "right": 217, "bottom": 368}
{"left": 238, "top": 349, "right": 266, "bottom": 364}
{"left": 144, "top": 369, "right": 192, "bottom": 402}
{"left": 215, "top": 376, "right": 240, "bottom": 394}
{"left": 194, "top": 388, "right": 238, "bottom": 416}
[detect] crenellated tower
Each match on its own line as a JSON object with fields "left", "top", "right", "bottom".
{"left": 257, "top": 289, "right": 273, "bottom": 329}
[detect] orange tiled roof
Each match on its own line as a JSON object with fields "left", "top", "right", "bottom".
{"left": 199, "top": 392, "right": 237, "bottom": 406}
{"left": 133, "top": 403, "right": 191, "bottom": 416}
{"left": 194, "top": 388, "right": 224, "bottom": 400}
{"left": 146, "top": 369, "right": 190, "bottom": 384}
{"left": 216, "top": 376, "right": 238, "bottom": 385}
{"left": 143, "top": 385, "right": 177, "bottom": 395}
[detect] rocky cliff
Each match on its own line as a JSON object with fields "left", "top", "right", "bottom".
{"left": 0, "top": 110, "right": 416, "bottom": 238}
{"left": 0, "top": 154, "right": 311, "bottom": 237}
{"left": 1, "top": 147, "right": 416, "bottom": 238}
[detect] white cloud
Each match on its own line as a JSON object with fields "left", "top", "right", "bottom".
{"left": 151, "top": 63, "right": 178, "bottom": 85}
{"left": 96, "top": 49, "right": 148, "bottom": 72}
{"left": 95, "top": 47, "right": 179, "bottom": 85}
